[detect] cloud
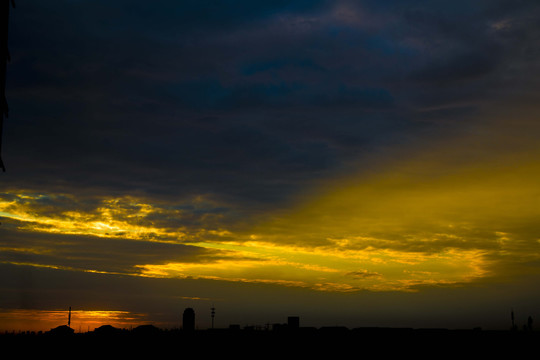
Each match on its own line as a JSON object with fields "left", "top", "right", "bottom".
{"left": 0, "top": 224, "right": 217, "bottom": 275}
{"left": 7, "top": 0, "right": 536, "bottom": 204}
{"left": 2, "top": 0, "right": 540, "bottom": 330}
{"left": 346, "top": 270, "right": 383, "bottom": 279}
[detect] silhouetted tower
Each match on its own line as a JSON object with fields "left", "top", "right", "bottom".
{"left": 211, "top": 306, "right": 215, "bottom": 329}
{"left": 68, "top": 306, "right": 71, "bottom": 327}
{"left": 511, "top": 309, "right": 516, "bottom": 330}
{"left": 183, "top": 308, "right": 195, "bottom": 331}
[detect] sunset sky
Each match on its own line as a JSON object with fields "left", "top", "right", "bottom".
{"left": 1, "top": 0, "right": 540, "bottom": 332}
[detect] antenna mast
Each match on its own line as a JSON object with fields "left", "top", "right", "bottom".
{"left": 211, "top": 305, "right": 215, "bottom": 329}
{"left": 68, "top": 306, "right": 71, "bottom": 328}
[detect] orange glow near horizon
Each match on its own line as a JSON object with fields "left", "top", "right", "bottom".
{"left": 0, "top": 309, "right": 152, "bottom": 333}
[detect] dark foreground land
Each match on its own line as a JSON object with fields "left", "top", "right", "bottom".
{"left": 1, "top": 327, "right": 539, "bottom": 357}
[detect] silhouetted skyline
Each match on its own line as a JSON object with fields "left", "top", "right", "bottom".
{"left": 2, "top": 306, "right": 537, "bottom": 335}
{"left": 4, "top": 309, "right": 539, "bottom": 335}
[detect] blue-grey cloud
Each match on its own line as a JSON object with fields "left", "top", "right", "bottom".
{"left": 3, "top": 0, "right": 540, "bottom": 214}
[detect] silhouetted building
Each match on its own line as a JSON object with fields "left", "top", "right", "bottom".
{"left": 48, "top": 325, "right": 74, "bottom": 336}
{"left": 133, "top": 324, "right": 161, "bottom": 336}
{"left": 94, "top": 325, "right": 121, "bottom": 336}
{"left": 288, "top": 316, "right": 300, "bottom": 329}
{"left": 319, "top": 326, "right": 349, "bottom": 334}
{"left": 183, "top": 308, "right": 195, "bottom": 331}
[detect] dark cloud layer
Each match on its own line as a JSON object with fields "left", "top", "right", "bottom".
{"left": 0, "top": 224, "right": 215, "bottom": 274}
{"left": 4, "top": 0, "right": 538, "bottom": 214}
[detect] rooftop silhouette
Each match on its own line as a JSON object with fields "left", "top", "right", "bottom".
{"left": 2, "top": 321, "right": 538, "bottom": 358}
{"left": 1, "top": 308, "right": 538, "bottom": 357}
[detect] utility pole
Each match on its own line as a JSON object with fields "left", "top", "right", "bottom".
{"left": 511, "top": 308, "right": 515, "bottom": 330}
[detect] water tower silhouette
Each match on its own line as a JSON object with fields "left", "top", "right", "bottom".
{"left": 183, "top": 308, "right": 195, "bottom": 331}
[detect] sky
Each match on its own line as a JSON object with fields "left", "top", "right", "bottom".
{"left": 1, "top": 0, "right": 540, "bottom": 332}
